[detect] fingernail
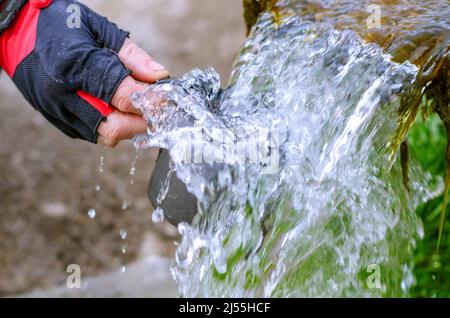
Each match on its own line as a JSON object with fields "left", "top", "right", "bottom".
{"left": 148, "top": 60, "right": 167, "bottom": 72}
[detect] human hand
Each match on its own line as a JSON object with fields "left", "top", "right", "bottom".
{"left": 0, "top": 0, "right": 169, "bottom": 146}
{"left": 97, "top": 38, "right": 169, "bottom": 147}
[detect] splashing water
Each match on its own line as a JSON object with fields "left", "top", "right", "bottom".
{"left": 152, "top": 207, "right": 165, "bottom": 224}
{"left": 131, "top": 1, "right": 445, "bottom": 297}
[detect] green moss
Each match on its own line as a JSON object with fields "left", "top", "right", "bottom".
{"left": 213, "top": 244, "right": 248, "bottom": 282}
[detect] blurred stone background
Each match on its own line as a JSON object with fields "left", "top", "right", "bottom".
{"left": 0, "top": 0, "right": 245, "bottom": 296}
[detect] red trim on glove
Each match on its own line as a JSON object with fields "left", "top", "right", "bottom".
{"left": 0, "top": 2, "right": 39, "bottom": 77}
{"left": 30, "top": 0, "right": 53, "bottom": 9}
{"left": 77, "top": 90, "right": 114, "bottom": 117}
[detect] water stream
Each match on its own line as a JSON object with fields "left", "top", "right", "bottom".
{"left": 132, "top": 0, "right": 448, "bottom": 297}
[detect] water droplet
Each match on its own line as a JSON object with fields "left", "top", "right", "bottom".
{"left": 130, "top": 150, "right": 139, "bottom": 176}
{"left": 119, "top": 229, "right": 128, "bottom": 240}
{"left": 95, "top": 185, "right": 101, "bottom": 192}
{"left": 87, "top": 208, "right": 96, "bottom": 219}
{"left": 121, "top": 245, "right": 127, "bottom": 254}
{"left": 99, "top": 154, "right": 105, "bottom": 173}
{"left": 121, "top": 265, "right": 126, "bottom": 273}
{"left": 130, "top": 180, "right": 135, "bottom": 185}
{"left": 152, "top": 207, "right": 165, "bottom": 224}
{"left": 122, "top": 200, "right": 131, "bottom": 210}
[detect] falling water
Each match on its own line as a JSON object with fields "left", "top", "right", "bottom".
{"left": 132, "top": 0, "right": 448, "bottom": 297}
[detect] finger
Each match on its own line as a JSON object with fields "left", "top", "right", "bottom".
{"left": 111, "top": 76, "right": 148, "bottom": 115}
{"left": 62, "top": 44, "right": 130, "bottom": 105}
{"left": 97, "top": 110, "right": 148, "bottom": 147}
{"left": 118, "top": 38, "right": 170, "bottom": 83}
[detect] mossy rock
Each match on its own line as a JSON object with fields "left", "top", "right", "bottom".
{"left": 243, "top": 0, "right": 280, "bottom": 34}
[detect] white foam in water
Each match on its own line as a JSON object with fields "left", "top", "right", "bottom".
{"left": 132, "top": 10, "right": 435, "bottom": 297}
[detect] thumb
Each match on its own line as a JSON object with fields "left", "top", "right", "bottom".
{"left": 118, "top": 38, "right": 170, "bottom": 83}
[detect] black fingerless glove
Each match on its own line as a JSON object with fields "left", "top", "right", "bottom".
{"left": 0, "top": 0, "right": 131, "bottom": 142}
